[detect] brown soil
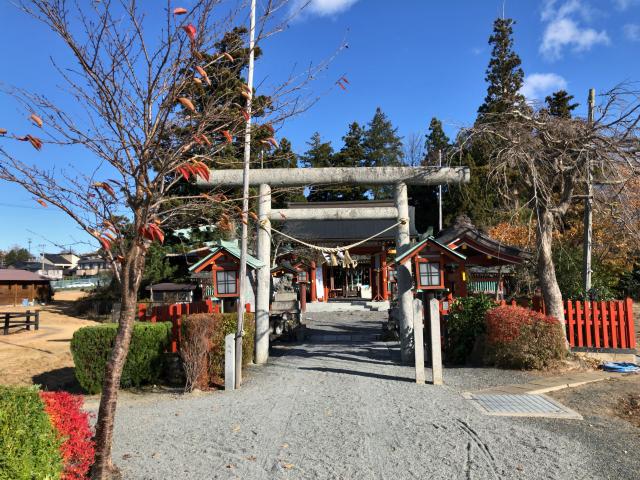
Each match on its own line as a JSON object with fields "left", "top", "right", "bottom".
{"left": 550, "top": 374, "right": 640, "bottom": 429}
{"left": 0, "top": 289, "right": 99, "bottom": 391}
{"left": 617, "top": 392, "right": 640, "bottom": 428}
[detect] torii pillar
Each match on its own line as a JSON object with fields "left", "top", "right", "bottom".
{"left": 198, "top": 166, "right": 470, "bottom": 366}
{"left": 394, "top": 182, "right": 413, "bottom": 363}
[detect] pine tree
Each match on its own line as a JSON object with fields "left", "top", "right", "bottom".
{"left": 266, "top": 138, "right": 306, "bottom": 208}
{"left": 302, "top": 132, "right": 336, "bottom": 202}
{"left": 333, "top": 122, "right": 368, "bottom": 201}
{"left": 423, "top": 117, "right": 450, "bottom": 166}
{"left": 544, "top": 90, "right": 579, "bottom": 118}
{"left": 477, "top": 18, "right": 527, "bottom": 120}
{"left": 363, "top": 108, "right": 403, "bottom": 199}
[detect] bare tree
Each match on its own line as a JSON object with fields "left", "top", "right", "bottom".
{"left": 0, "top": 1, "right": 333, "bottom": 477}
{"left": 403, "top": 132, "right": 425, "bottom": 167}
{"left": 459, "top": 86, "right": 640, "bottom": 325}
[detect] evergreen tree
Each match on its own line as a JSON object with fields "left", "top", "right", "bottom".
{"left": 363, "top": 108, "right": 403, "bottom": 198}
{"left": 477, "top": 18, "right": 527, "bottom": 120}
{"left": 544, "top": 90, "right": 579, "bottom": 118}
{"left": 302, "top": 132, "right": 336, "bottom": 202}
{"left": 333, "top": 122, "right": 368, "bottom": 201}
{"left": 266, "top": 138, "right": 306, "bottom": 208}
{"left": 423, "top": 117, "right": 450, "bottom": 166}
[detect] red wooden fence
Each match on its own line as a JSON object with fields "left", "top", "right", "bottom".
{"left": 137, "top": 300, "right": 251, "bottom": 352}
{"left": 498, "top": 297, "right": 637, "bottom": 350}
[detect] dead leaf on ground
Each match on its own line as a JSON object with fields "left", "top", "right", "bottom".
{"left": 281, "top": 462, "right": 294, "bottom": 470}
{"left": 232, "top": 424, "right": 241, "bottom": 432}
{"left": 281, "top": 443, "right": 289, "bottom": 449}
{"left": 246, "top": 455, "right": 257, "bottom": 461}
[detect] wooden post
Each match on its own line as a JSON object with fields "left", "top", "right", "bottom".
{"left": 625, "top": 298, "right": 636, "bottom": 349}
{"left": 25, "top": 310, "right": 31, "bottom": 331}
{"left": 255, "top": 183, "right": 271, "bottom": 365}
{"left": 35, "top": 311, "right": 39, "bottom": 331}
{"left": 300, "top": 282, "right": 307, "bottom": 313}
{"left": 413, "top": 299, "right": 425, "bottom": 384}
{"left": 225, "top": 333, "right": 236, "bottom": 391}
{"left": 3, "top": 313, "right": 9, "bottom": 335}
{"left": 429, "top": 299, "right": 443, "bottom": 385}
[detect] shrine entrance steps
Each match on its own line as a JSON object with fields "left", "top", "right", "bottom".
{"left": 305, "top": 299, "right": 389, "bottom": 313}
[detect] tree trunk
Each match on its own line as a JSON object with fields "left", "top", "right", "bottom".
{"left": 536, "top": 208, "right": 565, "bottom": 326}
{"left": 91, "top": 244, "right": 146, "bottom": 479}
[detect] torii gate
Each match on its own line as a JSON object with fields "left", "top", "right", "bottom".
{"left": 199, "top": 166, "right": 470, "bottom": 364}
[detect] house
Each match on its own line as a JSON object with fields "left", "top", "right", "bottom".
{"left": 146, "top": 282, "right": 198, "bottom": 304}
{"left": 188, "top": 239, "right": 264, "bottom": 313}
{"left": 278, "top": 200, "right": 419, "bottom": 302}
{"left": 75, "top": 254, "right": 109, "bottom": 277}
{"left": 0, "top": 269, "right": 51, "bottom": 306}
{"left": 392, "top": 216, "right": 530, "bottom": 300}
{"left": 43, "top": 253, "right": 79, "bottom": 274}
{"left": 12, "top": 258, "right": 64, "bottom": 280}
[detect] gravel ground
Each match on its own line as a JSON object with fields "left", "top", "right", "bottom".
{"left": 106, "top": 311, "right": 640, "bottom": 479}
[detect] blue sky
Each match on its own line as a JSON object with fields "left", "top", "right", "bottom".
{"left": 1, "top": 0, "right": 639, "bottom": 252}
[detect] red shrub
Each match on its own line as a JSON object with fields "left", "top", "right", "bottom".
{"left": 40, "top": 391, "right": 95, "bottom": 479}
{"left": 485, "top": 305, "right": 566, "bottom": 369}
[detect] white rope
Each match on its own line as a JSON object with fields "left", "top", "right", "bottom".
{"left": 261, "top": 218, "right": 408, "bottom": 254}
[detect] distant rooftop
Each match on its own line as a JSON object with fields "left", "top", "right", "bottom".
{"left": 0, "top": 269, "right": 50, "bottom": 282}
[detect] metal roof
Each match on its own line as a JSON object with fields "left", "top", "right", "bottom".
{"left": 0, "top": 269, "right": 50, "bottom": 282}
{"left": 392, "top": 236, "right": 467, "bottom": 265}
{"left": 435, "top": 216, "right": 531, "bottom": 262}
{"left": 43, "top": 253, "right": 73, "bottom": 265}
{"left": 146, "top": 283, "right": 196, "bottom": 291}
{"left": 188, "top": 239, "right": 264, "bottom": 272}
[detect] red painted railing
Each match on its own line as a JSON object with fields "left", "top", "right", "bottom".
{"left": 441, "top": 295, "right": 637, "bottom": 351}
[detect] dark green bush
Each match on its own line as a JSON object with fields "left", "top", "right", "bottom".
{"left": 0, "top": 386, "right": 63, "bottom": 480}
{"left": 71, "top": 322, "right": 172, "bottom": 394}
{"left": 445, "top": 295, "right": 494, "bottom": 364}
{"left": 182, "top": 313, "right": 255, "bottom": 387}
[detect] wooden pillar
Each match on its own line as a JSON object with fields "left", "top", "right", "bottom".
{"left": 381, "top": 250, "right": 389, "bottom": 301}
{"left": 300, "top": 282, "right": 307, "bottom": 313}
{"left": 429, "top": 298, "right": 443, "bottom": 385}
{"left": 310, "top": 261, "right": 317, "bottom": 302}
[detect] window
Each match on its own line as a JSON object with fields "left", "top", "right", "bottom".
{"left": 297, "top": 271, "right": 308, "bottom": 282}
{"left": 418, "top": 261, "right": 441, "bottom": 288}
{"left": 216, "top": 270, "right": 238, "bottom": 295}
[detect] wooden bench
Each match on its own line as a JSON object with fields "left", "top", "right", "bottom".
{"left": 2, "top": 311, "right": 40, "bottom": 335}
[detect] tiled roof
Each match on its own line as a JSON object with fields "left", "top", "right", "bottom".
{"left": 188, "top": 239, "right": 264, "bottom": 272}
{"left": 0, "top": 269, "right": 50, "bottom": 282}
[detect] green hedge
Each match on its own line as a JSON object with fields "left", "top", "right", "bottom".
{"left": 71, "top": 322, "right": 172, "bottom": 394}
{"left": 0, "top": 386, "right": 63, "bottom": 480}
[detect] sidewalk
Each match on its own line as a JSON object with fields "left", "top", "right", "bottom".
{"left": 473, "top": 370, "right": 624, "bottom": 395}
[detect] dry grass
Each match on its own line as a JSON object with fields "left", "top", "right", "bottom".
{"left": 0, "top": 290, "right": 98, "bottom": 390}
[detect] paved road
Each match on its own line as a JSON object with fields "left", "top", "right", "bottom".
{"left": 110, "top": 311, "right": 640, "bottom": 479}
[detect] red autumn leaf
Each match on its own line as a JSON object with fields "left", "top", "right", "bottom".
{"left": 98, "top": 237, "right": 112, "bottom": 251}
{"left": 178, "top": 97, "right": 196, "bottom": 112}
{"left": 0, "top": 128, "right": 7, "bottom": 135}
{"left": 30, "top": 113, "right": 43, "bottom": 127}
{"left": 173, "top": 7, "right": 188, "bottom": 15}
{"left": 36, "top": 198, "right": 47, "bottom": 208}
{"left": 222, "top": 130, "right": 232, "bottom": 143}
{"left": 193, "top": 77, "right": 203, "bottom": 86}
{"left": 265, "top": 137, "right": 279, "bottom": 148}
{"left": 249, "top": 211, "right": 258, "bottom": 221}
{"left": 336, "top": 81, "right": 347, "bottom": 91}
{"left": 340, "top": 76, "right": 350, "bottom": 85}
{"left": 241, "top": 109, "right": 250, "bottom": 122}
{"left": 222, "top": 52, "right": 234, "bottom": 61}
{"left": 264, "top": 123, "right": 275, "bottom": 134}
{"left": 24, "top": 135, "right": 43, "bottom": 150}
{"left": 182, "top": 24, "right": 197, "bottom": 42}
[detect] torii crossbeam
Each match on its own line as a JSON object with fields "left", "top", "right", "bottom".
{"left": 198, "top": 166, "right": 470, "bottom": 365}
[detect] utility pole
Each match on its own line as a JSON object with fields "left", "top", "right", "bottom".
{"left": 235, "top": 0, "right": 256, "bottom": 389}
{"left": 28, "top": 238, "right": 32, "bottom": 257}
{"left": 438, "top": 150, "right": 443, "bottom": 232}
{"left": 582, "top": 88, "right": 595, "bottom": 296}
{"left": 38, "top": 244, "right": 46, "bottom": 271}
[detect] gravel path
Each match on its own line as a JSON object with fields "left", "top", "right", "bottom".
{"left": 108, "top": 311, "right": 640, "bottom": 479}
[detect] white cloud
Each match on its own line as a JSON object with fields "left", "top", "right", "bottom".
{"left": 540, "top": 0, "right": 610, "bottom": 60}
{"left": 520, "top": 73, "right": 568, "bottom": 100}
{"left": 289, "top": 0, "right": 358, "bottom": 19}
{"left": 614, "top": 0, "right": 640, "bottom": 10}
{"left": 624, "top": 23, "right": 640, "bottom": 41}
